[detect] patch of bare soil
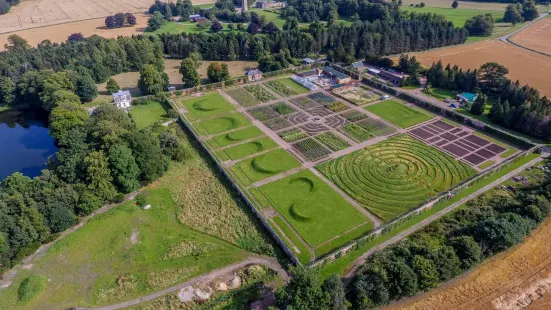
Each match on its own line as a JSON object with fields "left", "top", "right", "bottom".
{"left": 383, "top": 216, "right": 551, "bottom": 310}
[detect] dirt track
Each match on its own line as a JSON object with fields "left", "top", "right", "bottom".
{"left": 384, "top": 210, "right": 551, "bottom": 310}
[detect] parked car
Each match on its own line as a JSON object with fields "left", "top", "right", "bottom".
{"left": 381, "top": 95, "right": 390, "bottom": 100}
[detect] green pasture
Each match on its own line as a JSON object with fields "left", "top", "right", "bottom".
{"left": 402, "top": 7, "right": 503, "bottom": 27}
{"left": 271, "top": 216, "right": 313, "bottom": 264}
{"left": 364, "top": 100, "right": 433, "bottom": 128}
{"left": 317, "top": 135, "right": 476, "bottom": 221}
{"left": 259, "top": 170, "right": 373, "bottom": 248}
{"left": 278, "top": 78, "right": 310, "bottom": 94}
{"left": 232, "top": 149, "right": 301, "bottom": 184}
{"left": 218, "top": 137, "right": 278, "bottom": 160}
{"left": 180, "top": 93, "right": 235, "bottom": 120}
{"left": 207, "top": 126, "right": 264, "bottom": 148}
{"left": 196, "top": 112, "right": 252, "bottom": 135}
{"left": 130, "top": 101, "right": 170, "bottom": 129}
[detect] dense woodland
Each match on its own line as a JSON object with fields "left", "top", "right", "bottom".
{"left": 350, "top": 176, "right": 551, "bottom": 308}
{"left": 0, "top": 0, "right": 18, "bottom": 14}
{"left": 425, "top": 61, "right": 551, "bottom": 140}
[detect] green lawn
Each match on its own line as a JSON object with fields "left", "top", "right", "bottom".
{"left": 0, "top": 188, "right": 249, "bottom": 309}
{"left": 364, "top": 100, "right": 433, "bottom": 128}
{"left": 259, "top": 170, "right": 373, "bottom": 248}
{"left": 402, "top": 7, "right": 503, "bottom": 27}
{"left": 278, "top": 78, "right": 310, "bottom": 94}
{"left": 207, "top": 126, "right": 264, "bottom": 148}
{"left": 317, "top": 135, "right": 476, "bottom": 221}
{"left": 196, "top": 112, "right": 252, "bottom": 135}
{"left": 130, "top": 101, "right": 170, "bottom": 129}
{"left": 271, "top": 216, "right": 313, "bottom": 264}
{"left": 180, "top": 93, "right": 236, "bottom": 120}
{"left": 320, "top": 152, "right": 541, "bottom": 278}
{"left": 149, "top": 21, "right": 245, "bottom": 35}
{"left": 218, "top": 137, "right": 278, "bottom": 160}
{"left": 232, "top": 149, "right": 301, "bottom": 184}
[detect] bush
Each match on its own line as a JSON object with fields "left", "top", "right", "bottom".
{"left": 135, "top": 192, "right": 149, "bottom": 206}
{"left": 18, "top": 275, "right": 46, "bottom": 303}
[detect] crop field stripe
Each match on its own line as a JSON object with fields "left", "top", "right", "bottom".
{"left": 317, "top": 135, "right": 476, "bottom": 221}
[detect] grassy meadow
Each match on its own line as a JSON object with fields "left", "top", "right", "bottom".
{"left": 364, "top": 100, "right": 433, "bottom": 128}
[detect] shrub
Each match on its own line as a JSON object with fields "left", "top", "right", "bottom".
{"left": 18, "top": 275, "right": 46, "bottom": 303}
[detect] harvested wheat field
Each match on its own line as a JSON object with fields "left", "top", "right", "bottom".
{"left": 384, "top": 216, "right": 551, "bottom": 310}
{"left": 411, "top": 40, "right": 551, "bottom": 96}
{"left": 0, "top": 13, "right": 149, "bottom": 49}
{"left": 510, "top": 18, "right": 551, "bottom": 56}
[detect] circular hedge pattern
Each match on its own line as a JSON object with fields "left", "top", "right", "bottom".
{"left": 318, "top": 135, "right": 475, "bottom": 221}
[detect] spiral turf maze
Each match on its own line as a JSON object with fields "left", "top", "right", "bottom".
{"left": 317, "top": 135, "right": 476, "bottom": 221}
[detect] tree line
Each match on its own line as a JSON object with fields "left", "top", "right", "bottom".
{"left": 0, "top": 0, "right": 18, "bottom": 14}
{"left": 424, "top": 61, "right": 551, "bottom": 140}
{"left": 349, "top": 176, "right": 551, "bottom": 308}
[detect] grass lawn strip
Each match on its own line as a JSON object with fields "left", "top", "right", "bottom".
{"left": 317, "top": 134, "right": 476, "bottom": 221}
{"left": 208, "top": 126, "right": 264, "bottom": 148}
{"left": 278, "top": 78, "right": 309, "bottom": 94}
{"left": 271, "top": 217, "right": 312, "bottom": 264}
{"left": 365, "top": 100, "right": 433, "bottom": 128}
{"left": 218, "top": 137, "right": 278, "bottom": 160}
{"left": 478, "top": 160, "right": 495, "bottom": 169}
{"left": 233, "top": 149, "right": 301, "bottom": 183}
{"left": 130, "top": 101, "right": 169, "bottom": 129}
{"left": 197, "top": 112, "right": 252, "bottom": 135}
{"left": 226, "top": 88, "right": 260, "bottom": 107}
{"left": 320, "top": 152, "right": 541, "bottom": 278}
{"left": 259, "top": 170, "right": 372, "bottom": 248}
{"left": 180, "top": 93, "right": 235, "bottom": 120}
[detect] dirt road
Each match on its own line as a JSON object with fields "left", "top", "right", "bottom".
{"left": 344, "top": 155, "right": 545, "bottom": 279}
{"left": 74, "top": 256, "right": 288, "bottom": 310}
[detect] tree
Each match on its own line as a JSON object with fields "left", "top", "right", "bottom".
{"left": 247, "top": 22, "right": 260, "bottom": 34}
{"left": 327, "top": 9, "right": 339, "bottom": 26}
{"left": 76, "top": 74, "right": 98, "bottom": 102}
{"left": 504, "top": 4, "right": 524, "bottom": 25}
{"left": 263, "top": 21, "right": 278, "bottom": 34}
{"left": 411, "top": 255, "right": 439, "bottom": 291}
{"left": 207, "top": 62, "right": 230, "bottom": 83}
{"left": 464, "top": 14, "right": 495, "bottom": 37}
{"left": 49, "top": 101, "right": 89, "bottom": 142}
{"left": 420, "top": 2, "right": 425, "bottom": 8}
{"left": 228, "top": 22, "right": 234, "bottom": 30}
{"left": 0, "top": 76, "right": 16, "bottom": 106}
{"left": 108, "top": 143, "right": 141, "bottom": 193}
{"left": 470, "top": 93, "right": 487, "bottom": 115}
{"left": 283, "top": 16, "right": 299, "bottom": 30}
{"left": 106, "top": 78, "right": 120, "bottom": 93}
{"left": 40, "top": 72, "right": 75, "bottom": 111}
{"left": 452, "top": 0, "right": 458, "bottom": 9}
{"left": 4, "top": 34, "right": 29, "bottom": 51}
{"left": 210, "top": 20, "right": 223, "bottom": 32}
{"left": 323, "top": 274, "right": 348, "bottom": 310}
{"left": 146, "top": 11, "right": 167, "bottom": 31}
{"left": 277, "top": 266, "right": 330, "bottom": 309}
{"left": 126, "top": 13, "right": 137, "bottom": 25}
{"left": 179, "top": 58, "right": 201, "bottom": 88}
{"left": 67, "top": 33, "right": 84, "bottom": 42}
{"left": 474, "top": 213, "right": 534, "bottom": 255}
{"left": 522, "top": 0, "right": 539, "bottom": 21}
{"left": 449, "top": 235, "right": 482, "bottom": 269}
{"left": 478, "top": 62, "right": 509, "bottom": 95}
{"left": 352, "top": 271, "right": 389, "bottom": 308}
{"left": 138, "top": 64, "right": 168, "bottom": 95}
{"left": 46, "top": 203, "right": 77, "bottom": 233}
{"left": 125, "top": 129, "right": 169, "bottom": 182}
{"left": 105, "top": 15, "right": 116, "bottom": 29}
{"left": 83, "top": 150, "right": 117, "bottom": 201}
{"left": 236, "top": 23, "right": 244, "bottom": 30}
{"left": 114, "top": 13, "right": 127, "bottom": 28}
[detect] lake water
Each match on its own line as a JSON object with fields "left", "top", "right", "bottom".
{"left": 0, "top": 109, "right": 58, "bottom": 180}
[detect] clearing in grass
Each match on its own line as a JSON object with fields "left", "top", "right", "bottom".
{"left": 130, "top": 101, "right": 170, "bottom": 129}
{"left": 233, "top": 149, "right": 301, "bottom": 184}
{"left": 218, "top": 137, "right": 278, "bottom": 160}
{"left": 259, "top": 170, "right": 373, "bottom": 248}
{"left": 365, "top": 100, "right": 433, "bottom": 128}
{"left": 180, "top": 93, "right": 235, "bottom": 120}
{"left": 196, "top": 112, "right": 252, "bottom": 135}
{"left": 317, "top": 134, "right": 476, "bottom": 221}
{"left": 208, "top": 126, "right": 264, "bottom": 148}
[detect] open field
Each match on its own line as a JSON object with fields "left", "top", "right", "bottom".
{"left": 207, "top": 126, "right": 264, "bottom": 148}
{"left": 510, "top": 17, "right": 551, "bottom": 56}
{"left": 410, "top": 40, "right": 551, "bottom": 96}
{"left": 317, "top": 134, "right": 476, "bottom": 221}
{"left": 217, "top": 137, "right": 278, "bottom": 160}
{"left": 232, "top": 149, "right": 301, "bottom": 184}
{"left": 259, "top": 169, "right": 373, "bottom": 248}
{"left": 179, "top": 93, "right": 235, "bottom": 120}
{"left": 196, "top": 112, "right": 252, "bottom": 135}
{"left": 165, "top": 59, "right": 258, "bottom": 88}
{"left": 364, "top": 100, "right": 433, "bottom": 128}
{"left": 0, "top": 13, "right": 149, "bottom": 49}
{"left": 0, "top": 124, "right": 275, "bottom": 309}
{"left": 399, "top": 0, "right": 509, "bottom": 10}
{"left": 402, "top": 7, "right": 503, "bottom": 27}
{"left": 130, "top": 101, "right": 169, "bottom": 129}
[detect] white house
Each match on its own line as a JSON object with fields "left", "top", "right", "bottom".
{"left": 246, "top": 69, "right": 263, "bottom": 82}
{"left": 112, "top": 90, "right": 132, "bottom": 109}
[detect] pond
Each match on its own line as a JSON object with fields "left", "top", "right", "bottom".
{"left": 0, "top": 109, "right": 58, "bottom": 180}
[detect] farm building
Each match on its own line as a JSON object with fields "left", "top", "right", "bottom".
{"left": 316, "top": 66, "right": 351, "bottom": 84}
{"left": 350, "top": 61, "right": 367, "bottom": 72}
{"left": 457, "top": 92, "right": 478, "bottom": 103}
{"left": 189, "top": 14, "right": 202, "bottom": 22}
{"left": 246, "top": 69, "right": 263, "bottom": 82}
{"left": 367, "top": 68, "right": 381, "bottom": 75}
{"left": 379, "top": 70, "right": 407, "bottom": 83}
{"left": 112, "top": 90, "right": 132, "bottom": 109}
{"left": 302, "top": 58, "right": 316, "bottom": 64}
{"left": 256, "top": 1, "right": 287, "bottom": 9}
